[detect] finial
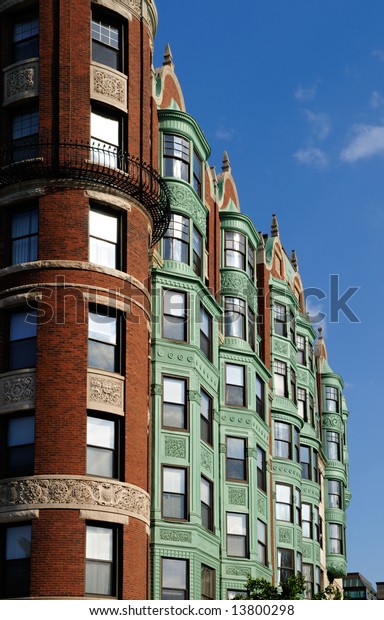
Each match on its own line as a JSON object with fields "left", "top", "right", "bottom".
{"left": 222, "top": 150, "right": 231, "bottom": 173}
{"left": 271, "top": 213, "right": 279, "bottom": 237}
{"left": 318, "top": 326, "right": 323, "bottom": 337}
{"left": 163, "top": 44, "right": 174, "bottom": 67}
{"left": 291, "top": 249, "right": 298, "bottom": 271}
{"left": 258, "top": 231, "right": 265, "bottom": 249}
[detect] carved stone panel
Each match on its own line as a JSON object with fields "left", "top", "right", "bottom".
{"left": 228, "top": 487, "right": 247, "bottom": 506}
{"left": 91, "top": 64, "right": 127, "bottom": 111}
{"left": 4, "top": 60, "right": 39, "bottom": 106}
{"left": 164, "top": 436, "right": 186, "bottom": 459}
{"left": 87, "top": 370, "right": 124, "bottom": 415}
{"left": 0, "top": 370, "right": 35, "bottom": 413}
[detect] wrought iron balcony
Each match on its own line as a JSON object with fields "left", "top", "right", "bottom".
{"left": 0, "top": 140, "right": 171, "bottom": 245}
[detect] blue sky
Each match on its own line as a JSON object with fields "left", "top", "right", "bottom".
{"left": 154, "top": 0, "right": 384, "bottom": 587}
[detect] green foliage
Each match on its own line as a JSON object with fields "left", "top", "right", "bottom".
{"left": 234, "top": 575, "right": 345, "bottom": 600}
{"left": 312, "top": 584, "right": 343, "bottom": 600}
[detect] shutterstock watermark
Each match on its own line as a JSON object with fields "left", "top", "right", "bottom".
{"left": 304, "top": 274, "right": 360, "bottom": 325}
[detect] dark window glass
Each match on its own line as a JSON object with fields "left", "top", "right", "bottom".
{"left": 12, "top": 111, "right": 39, "bottom": 161}
{"left": 274, "top": 421, "right": 291, "bottom": 459}
{"left": 193, "top": 150, "right": 202, "bottom": 196}
{"left": 9, "top": 309, "right": 37, "bottom": 370}
{"left": 255, "top": 374, "right": 264, "bottom": 419}
{"left": 162, "top": 290, "right": 187, "bottom": 342}
{"left": 87, "top": 416, "right": 117, "bottom": 478}
{"left": 2, "top": 524, "right": 32, "bottom": 598}
{"left": 277, "top": 548, "right": 294, "bottom": 584}
{"left": 289, "top": 310, "right": 295, "bottom": 343}
{"left": 163, "top": 377, "right": 187, "bottom": 430}
{"left": 226, "top": 437, "right": 246, "bottom": 481}
{"left": 200, "top": 389, "right": 213, "bottom": 445}
{"left": 201, "top": 477, "right": 213, "bottom": 531}
{"left": 248, "top": 308, "right": 255, "bottom": 350}
{"left": 257, "top": 520, "right": 267, "bottom": 565}
{"left": 225, "top": 364, "right": 245, "bottom": 407}
{"left": 326, "top": 431, "right": 340, "bottom": 461}
{"left": 162, "top": 467, "right": 187, "bottom": 520}
{"left": 201, "top": 565, "right": 215, "bottom": 600}
{"left": 86, "top": 525, "right": 116, "bottom": 596}
{"left": 200, "top": 306, "right": 212, "bottom": 361}
{"left": 296, "top": 335, "right": 306, "bottom": 365}
{"left": 290, "top": 368, "right": 296, "bottom": 404}
{"left": 224, "top": 231, "right": 246, "bottom": 270}
{"left": 303, "top": 563, "right": 314, "bottom": 599}
{"left": 328, "top": 480, "right": 342, "bottom": 509}
{"left": 92, "top": 15, "right": 120, "bottom": 70}
{"left": 88, "top": 309, "right": 119, "bottom": 373}
{"left": 295, "top": 488, "right": 301, "bottom": 525}
{"left": 193, "top": 226, "right": 203, "bottom": 276}
{"left": 6, "top": 416, "right": 34, "bottom": 477}
{"left": 13, "top": 17, "right": 38, "bottom": 63}
{"left": 274, "top": 303, "right": 287, "bottom": 337}
{"left": 257, "top": 446, "right": 266, "bottom": 492}
{"left": 247, "top": 244, "right": 255, "bottom": 279}
{"left": 11, "top": 208, "right": 38, "bottom": 264}
{"left": 161, "top": 558, "right": 188, "bottom": 600}
{"left": 163, "top": 135, "right": 190, "bottom": 181}
{"left": 300, "top": 445, "right": 311, "bottom": 480}
{"left": 326, "top": 386, "right": 339, "bottom": 412}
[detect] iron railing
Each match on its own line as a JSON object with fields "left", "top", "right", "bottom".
{"left": 0, "top": 140, "right": 171, "bottom": 245}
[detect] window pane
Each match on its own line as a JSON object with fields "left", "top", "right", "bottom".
{"left": 86, "top": 561, "right": 112, "bottom": 596}
{"left": 87, "top": 417, "right": 115, "bottom": 449}
{"left": 6, "top": 525, "right": 32, "bottom": 560}
{"left": 227, "top": 513, "right": 246, "bottom": 535}
{"left": 162, "top": 558, "right": 187, "bottom": 589}
{"left": 86, "top": 526, "right": 113, "bottom": 561}
{"left": 164, "top": 468, "right": 185, "bottom": 493}
{"left": 89, "top": 313, "right": 116, "bottom": 344}
{"left": 87, "top": 446, "right": 113, "bottom": 477}
{"left": 91, "top": 112, "right": 119, "bottom": 147}
{"left": 8, "top": 416, "right": 34, "bottom": 447}
{"left": 10, "top": 311, "right": 37, "bottom": 340}
{"left": 226, "top": 364, "right": 244, "bottom": 386}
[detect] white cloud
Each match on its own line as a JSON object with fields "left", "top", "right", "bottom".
{"left": 340, "top": 124, "right": 384, "bottom": 162}
{"left": 370, "top": 90, "right": 384, "bottom": 108}
{"left": 294, "top": 81, "right": 319, "bottom": 102}
{"left": 215, "top": 125, "right": 234, "bottom": 141}
{"left": 303, "top": 109, "right": 331, "bottom": 141}
{"left": 293, "top": 147, "right": 328, "bottom": 169}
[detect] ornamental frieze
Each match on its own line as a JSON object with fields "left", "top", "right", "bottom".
{"left": 159, "top": 529, "right": 191, "bottom": 543}
{"left": 257, "top": 493, "right": 267, "bottom": 517}
{"left": 4, "top": 61, "right": 38, "bottom": 105}
{"left": 92, "top": 67, "right": 126, "bottom": 109}
{"left": 278, "top": 527, "right": 292, "bottom": 544}
{"left": 228, "top": 487, "right": 247, "bottom": 506}
{"left": 326, "top": 561, "right": 347, "bottom": 579}
{"left": 164, "top": 436, "right": 186, "bottom": 459}
{"left": 87, "top": 372, "right": 124, "bottom": 415}
{"left": 322, "top": 415, "right": 342, "bottom": 430}
{"left": 167, "top": 185, "right": 206, "bottom": 235}
{"left": 0, "top": 477, "right": 150, "bottom": 524}
{"left": 226, "top": 566, "right": 251, "bottom": 577}
{"left": 201, "top": 445, "right": 213, "bottom": 474}
{"left": 0, "top": 371, "right": 35, "bottom": 413}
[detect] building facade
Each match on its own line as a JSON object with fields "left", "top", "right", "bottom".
{"left": 0, "top": 0, "right": 350, "bottom": 600}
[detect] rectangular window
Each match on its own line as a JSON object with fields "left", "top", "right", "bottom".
{"left": 314, "top": 506, "right": 320, "bottom": 543}
{"left": 296, "top": 334, "right": 306, "bottom": 365}
{"left": 224, "top": 297, "right": 246, "bottom": 339}
{"left": 91, "top": 111, "right": 121, "bottom": 168}
{"left": 329, "top": 523, "right": 343, "bottom": 554}
{"left": 289, "top": 311, "right": 295, "bottom": 343}
{"left": 226, "top": 437, "right": 246, "bottom": 481}
{"left": 201, "top": 565, "right": 215, "bottom": 600}
{"left": 6, "top": 415, "right": 35, "bottom": 477}
{"left": 319, "top": 516, "right": 324, "bottom": 549}
{"left": 162, "top": 376, "right": 187, "bottom": 430}
{"left": 88, "top": 308, "right": 120, "bottom": 373}
{"left": 248, "top": 308, "right": 255, "bottom": 350}
{"left": 193, "top": 150, "right": 202, "bottom": 197}
{"left": 276, "top": 484, "right": 292, "bottom": 522}
{"left": 328, "top": 480, "right": 342, "bottom": 509}
{"left": 200, "top": 306, "right": 212, "bottom": 361}
{"left": 277, "top": 548, "right": 294, "bottom": 584}
{"left": 200, "top": 389, "right": 213, "bottom": 445}
{"left": 297, "top": 388, "right": 307, "bottom": 421}
{"left": 274, "top": 421, "right": 291, "bottom": 459}
{"left": 274, "top": 360, "right": 287, "bottom": 397}
{"left": 1, "top": 523, "right": 32, "bottom": 598}
{"left": 315, "top": 567, "right": 322, "bottom": 595}
{"left": 303, "top": 563, "right": 314, "bottom": 599}
{"left": 161, "top": 558, "right": 188, "bottom": 600}
{"left": 326, "top": 431, "right": 340, "bottom": 461}
{"left": 290, "top": 368, "right": 296, "bottom": 404}
{"left": 225, "top": 364, "right": 245, "bottom": 407}
{"left": 163, "top": 134, "right": 190, "bottom": 182}
{"left": 309, "top": 395, "right": 315, "bottom": 427}
{"left": 226, "top": 513, "right": 248, "bottom": 558}
{"left": 9, "top": 309, "right": 37, "bottom": 370}
{"left": 255, "top": 374, "right": 265, "bottom": 419}
{"left": 300, "top": 445, "right": 311, "bottom": 480}
{"left": 313, "top": 450, "right": 319, "bottom": 483}
{"left": 302, "top": 503, "right": 312, "bottom": 538}
{"left": 163, "top": 213, "right": 189, "bottom": 264}
{"left": 224, "top": 231, "right": 246, "bottom": 270}
{"left": 296, "top": 552, "right": 302, "bottom": 575}
{"left": 87, "top": 415, "right": 117, "bottom": 478}
{"left": 86, "top": 525, "right": 116, "bottom": 597}
{"left": 162, "top": 467, "right": 187, "bottom": 520}
{"left": 89, "top": 207, "right": 120, "bottom": 270}
{"left": 92, "top": 13, "right": 121, "bottom": 71}
{"left": 11, "top": 208, "right": 38, "bottom": 264}
{"left": 193, "top": 226, "right": 203, "bottom": 276}
{"left": 247, "top": 244, "right": 255, "bottom": 279}
{"left": 257, "top": 446, "right": 267, "bottom": 492}
{"left": 13, "top": 16, "right": 39, "bottom": 63}
{"left": 257, "top": 520, "right": 267, "bottom": 565}
{"left": 308, "top": 343, "right": 314, "bottom": 371}
{"left": 201, "top": 477, "right": 213, "bottom": 532}
{"left": 162, "top": 290, "right": 187, "bottom": 342}
{"left": 12, "top": 110, "right": 39, "bottom": 161}
{"left": 274, "top": 303, "right": 287, "bottom": 337}
{"left": 326, "top": 386, "right": 339, "bottom": 412}
{"left": 295, "top": 488, "right": 301, "bottom": 525}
